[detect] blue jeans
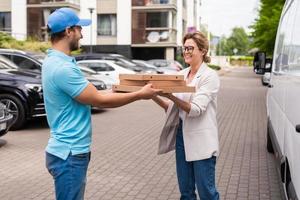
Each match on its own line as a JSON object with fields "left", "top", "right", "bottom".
{"left": 176, "top": 120, "right": 219, "bottom": 200}
{"left": 46, "top": 152, "right": 91, "bottom": 200}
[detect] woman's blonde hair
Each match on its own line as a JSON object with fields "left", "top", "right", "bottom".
{"left": 182, "top": 31, "right": 211, "bottom": 63}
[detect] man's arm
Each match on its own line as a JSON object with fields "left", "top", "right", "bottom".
{"left": 76, "top": 83, "right": 160, "bottom": 108}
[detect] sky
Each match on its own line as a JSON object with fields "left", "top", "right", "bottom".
{"left": 200, "top": 0, "right": 260, "bottom": 37}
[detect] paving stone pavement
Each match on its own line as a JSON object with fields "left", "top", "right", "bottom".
{"left": 0, "top": 67, "right": 284, "bottom": 200}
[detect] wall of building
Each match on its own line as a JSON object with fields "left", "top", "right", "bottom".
{"left": 79, "top": 0, "right": 97, "bottom": 45}
{"left": 117, "top": 0, "right": 131, "bottom": 45}
{"left": 11, "top": 0, "right": 26, "bottom": 40}
{"left": 176, "top": 0, "right": 183, "bottom": 46}
{"left": 97, "top": 0, "right": 117, "bottom": 13}
{"left": 0, "top": 0, "right": 11, "bottom": 12}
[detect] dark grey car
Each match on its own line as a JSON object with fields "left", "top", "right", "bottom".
{"left": 0, "top": 102, "right": 13, "bottom": 137}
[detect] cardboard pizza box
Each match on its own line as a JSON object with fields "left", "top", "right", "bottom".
{"left": 112, "top": 85, "right": 196, "bottom": 93}
{"left": 119, "top": 79, "right": 186, "bottom": 87}
{"left": 119, "top": 74, "right": 184, "bottom": 81}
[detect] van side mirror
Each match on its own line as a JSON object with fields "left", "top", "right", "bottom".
{"left": 253, "top": 51, "right": 266, "bottom": 75}
{"left": 265, "top": 58, "right": 272, "bottom": 73}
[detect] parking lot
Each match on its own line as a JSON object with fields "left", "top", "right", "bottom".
{"left": 0, "top": 67, "right": 284, "bottom": 200}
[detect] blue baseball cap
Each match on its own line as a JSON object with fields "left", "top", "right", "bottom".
{"left": 47, "top": 7, "right": 91, "bottom": 34}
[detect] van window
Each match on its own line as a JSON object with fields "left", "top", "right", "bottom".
{"left": 288, "top": 0, "right": 300, "bottom": 73}
{"left": 273, "top": 1, "right": 297, "bottom": 72}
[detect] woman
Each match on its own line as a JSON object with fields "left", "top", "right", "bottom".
{"left": 153, "top": 31, "right": 220, "bottom": 200}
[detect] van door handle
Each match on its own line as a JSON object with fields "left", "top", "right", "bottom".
{"left": 296, "top": 125, "right": 300, "bottom": 133}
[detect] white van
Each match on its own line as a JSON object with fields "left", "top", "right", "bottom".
{"left": 254, "top": 0, "right": 300, "bottom": 199}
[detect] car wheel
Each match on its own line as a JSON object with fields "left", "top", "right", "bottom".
{"left": 0, "top": 94, "right": 26, "bottom": 130}
{"left": 267, "top": 121, "right": 274, "bottom": 153}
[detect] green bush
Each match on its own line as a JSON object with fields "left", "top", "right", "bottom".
{"left": 208, "top": 64, "right": 221, "bottom": 70}
{"left": 0, "top": 32, "right": 50, "bottom": 53}
{"left": 229, "top": 56, "right": 253, "bottom": 66}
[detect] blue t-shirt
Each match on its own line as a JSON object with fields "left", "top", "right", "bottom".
{"left": 42, "top": 49, "right": 91, "bottom": 160}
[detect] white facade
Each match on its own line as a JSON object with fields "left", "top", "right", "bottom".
{"left": 4, "top": 0, "right": 202, "bottom": 58}
{"left": 79, "top": 0, "right": 97, "bottom": 45}
{"left": 116, "top": 0, "right": 131, "bottom": 45}
{"left": 11, "top": 0, "right": 27, "bottom": 40}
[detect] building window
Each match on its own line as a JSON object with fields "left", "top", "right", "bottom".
{"left": 0, "top": 12, "right": 11, "bottom": 32}
{"left": 97, "top": 14, "right": 117, "bottom": 36}
{"left": 147, "top": 12, "right": 168, "bottom": 27}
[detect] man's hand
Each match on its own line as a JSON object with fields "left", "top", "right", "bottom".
{"left": 138, "top": 84, "right": 162, "bottom": 100}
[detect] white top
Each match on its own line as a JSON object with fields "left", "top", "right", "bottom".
{"left": 175, "top": 80, "right": 195, "bottom": 120}
{"left": 158, "top": 62, "right": 220, "bottom": 161}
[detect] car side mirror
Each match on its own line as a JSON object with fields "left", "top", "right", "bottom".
{"left": 253, "top": 51, "right": 266, "bottom": 75}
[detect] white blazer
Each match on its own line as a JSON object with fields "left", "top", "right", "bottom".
{"left": 158, "top": 63, "right": 220, "bottom": 161}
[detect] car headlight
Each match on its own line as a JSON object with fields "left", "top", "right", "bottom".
{"left": 25, "top": 84, "right": 42, "bottom": 93}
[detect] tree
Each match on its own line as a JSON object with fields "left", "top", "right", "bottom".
{"left": 216, "top": 27, "right": 251, "bottom": 56}
{"left": 250, "top": 0, "right": 285, "bottom": 56}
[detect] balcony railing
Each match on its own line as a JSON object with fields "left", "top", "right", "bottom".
{"left": 27, "top": 0, "right": 80, "bottom": 5}
{"left": 132, "top": 28, "right": 176, "bottom": 45}
{"left": 132, "top": 0, "right": 177, "bottom": 7}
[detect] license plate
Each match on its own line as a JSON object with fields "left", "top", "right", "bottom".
{"left": 0, "top": 122, "right": 6, "bottom": 130}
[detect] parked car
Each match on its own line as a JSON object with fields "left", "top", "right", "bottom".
{"left": 261, "top": 60, "right": 272, "bottom": 86}
{"left": 79, "top": 66, "right": 115, "bottom": 89}
{"left": 0, "top": 102, "right": 13, "bottom": 137}
{"left": 0, "top": 55, "right": 106, "bottom": 130}
{"left": 254, "top": 56, "right": 272, "bottom": 86}
{"left": 75, "top": 53, "right": 145, "bottom": 73}
{"left": 77, "top": 60, "right": 135, "bottom": 84}
{"left": 0, "top": 48, "right": 42, "bottom": 72}
{"left": 0, "top": 48, "right": 107, "bottom": 91}
{"left": 253, "top": 0, "right": 300, "bottom": 199}
{"left": 0, "top": 61, "right": 45, "bottom": 130}
{"left": 131, "top": 59, "right": 159, "bottom": 74}
{"left": 147, "top": 59, "right": 183, "bottom": 74}
{"left": 261, "top": 72, "right": 271, "bottom": 86}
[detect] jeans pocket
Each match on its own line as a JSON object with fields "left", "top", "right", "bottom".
{"left": 71, "top": 152, "right": 91, "bottom": 168}
{"left": 46, "top": 152, "right": 60, "bottom": 177}
{"left": 72, "top": 152, "right": 90, "bottom": 160}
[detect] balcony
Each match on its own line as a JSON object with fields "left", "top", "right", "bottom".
{"left": 27, "top": 0, "right": 80, "bottom": 9}
{"left": 132, "top": 28, "right": 177, "bottom": 47}
{"left": 132, "top": 10, "right": 177, "bottom": 46}
{"left": 132, "top": 0, "right": 177, "bottom": 11}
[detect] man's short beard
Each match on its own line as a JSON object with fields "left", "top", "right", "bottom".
{"left": 70, "top": 40, "right": 79, "bottom": 51}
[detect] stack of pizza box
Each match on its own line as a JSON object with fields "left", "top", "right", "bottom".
{"left": 112, "top": 74, "right": 195, "bottom": 93}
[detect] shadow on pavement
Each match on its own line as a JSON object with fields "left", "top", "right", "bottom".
{"left": 25, "top": 117, "right": 49, "bottom": 130}
{"left": 0, "top": 139, "right": 7, "bottom": 148}
{"left": 17, "top": 109, "right": 107, "bottom": 130}
{"left": 91, "top": 108, "right": 107, "bottom": 114}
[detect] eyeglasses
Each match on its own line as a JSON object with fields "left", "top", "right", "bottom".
{"left": 182, "top": 46, "right": 199, "bottom": 54}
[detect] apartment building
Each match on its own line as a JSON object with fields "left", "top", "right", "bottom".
{"left": 0, "top": 0, "right": 202, "bottom": 60}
